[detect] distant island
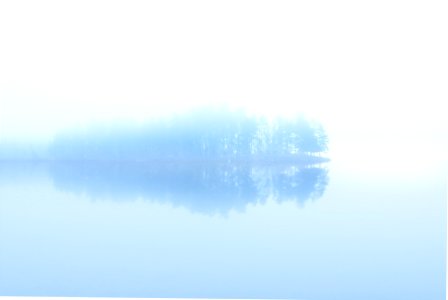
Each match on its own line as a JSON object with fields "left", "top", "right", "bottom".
{"left": 48, "top": 107, "right": 329, "bottom": 163}
{"left": 0, "top": 107, "right": 329, "bottom": 164}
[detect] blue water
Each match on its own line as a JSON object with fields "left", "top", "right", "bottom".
{"left": 0, "top": 158, "right": 445, "bottom": 299}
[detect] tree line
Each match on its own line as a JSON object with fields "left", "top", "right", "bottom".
{"left": 49, "top": 107, "right": 328, "bottom": 162}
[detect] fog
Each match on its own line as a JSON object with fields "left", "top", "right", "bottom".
{"left": 0, "top": 1, "right": 446, "bottom": 162}
{"left": 0, "top": 3, "right": 446, "bottom": 298}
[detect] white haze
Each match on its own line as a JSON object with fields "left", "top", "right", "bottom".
{"left": 0, "top": 0, "right": 446, "bottom": 162}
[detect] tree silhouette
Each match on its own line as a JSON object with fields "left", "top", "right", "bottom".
{"left": 49, "top": 107, "right": 328, "bottom": 162}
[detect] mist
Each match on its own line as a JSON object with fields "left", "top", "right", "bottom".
{"left": 0, "top": 1, "right": 446, "bottom": 163}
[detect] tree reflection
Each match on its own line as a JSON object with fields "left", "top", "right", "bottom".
{"left": 48, "top": 161, "right": 329, "bottom": 214}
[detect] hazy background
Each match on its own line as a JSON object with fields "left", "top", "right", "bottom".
{"left": 0, "top": 0, "right": 446, "bottom": 163}
{"left": 0, "top": 2, "right": 446, "bottom": 298}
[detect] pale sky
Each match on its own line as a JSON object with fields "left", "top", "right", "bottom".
{"left": 0, "top": 0, "right": 446, "bottom": 159}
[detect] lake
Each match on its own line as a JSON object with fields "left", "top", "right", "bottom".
{"left": 0, "top": 155, "right": 446, "bottom": 299}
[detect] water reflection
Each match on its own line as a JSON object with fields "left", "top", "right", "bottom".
{"left": 48, "top": 161, "right": 328, "bottom": 214}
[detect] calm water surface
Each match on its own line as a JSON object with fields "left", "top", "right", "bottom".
{"left": 0, "top": 156, "right": 446, "bottom": 299}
